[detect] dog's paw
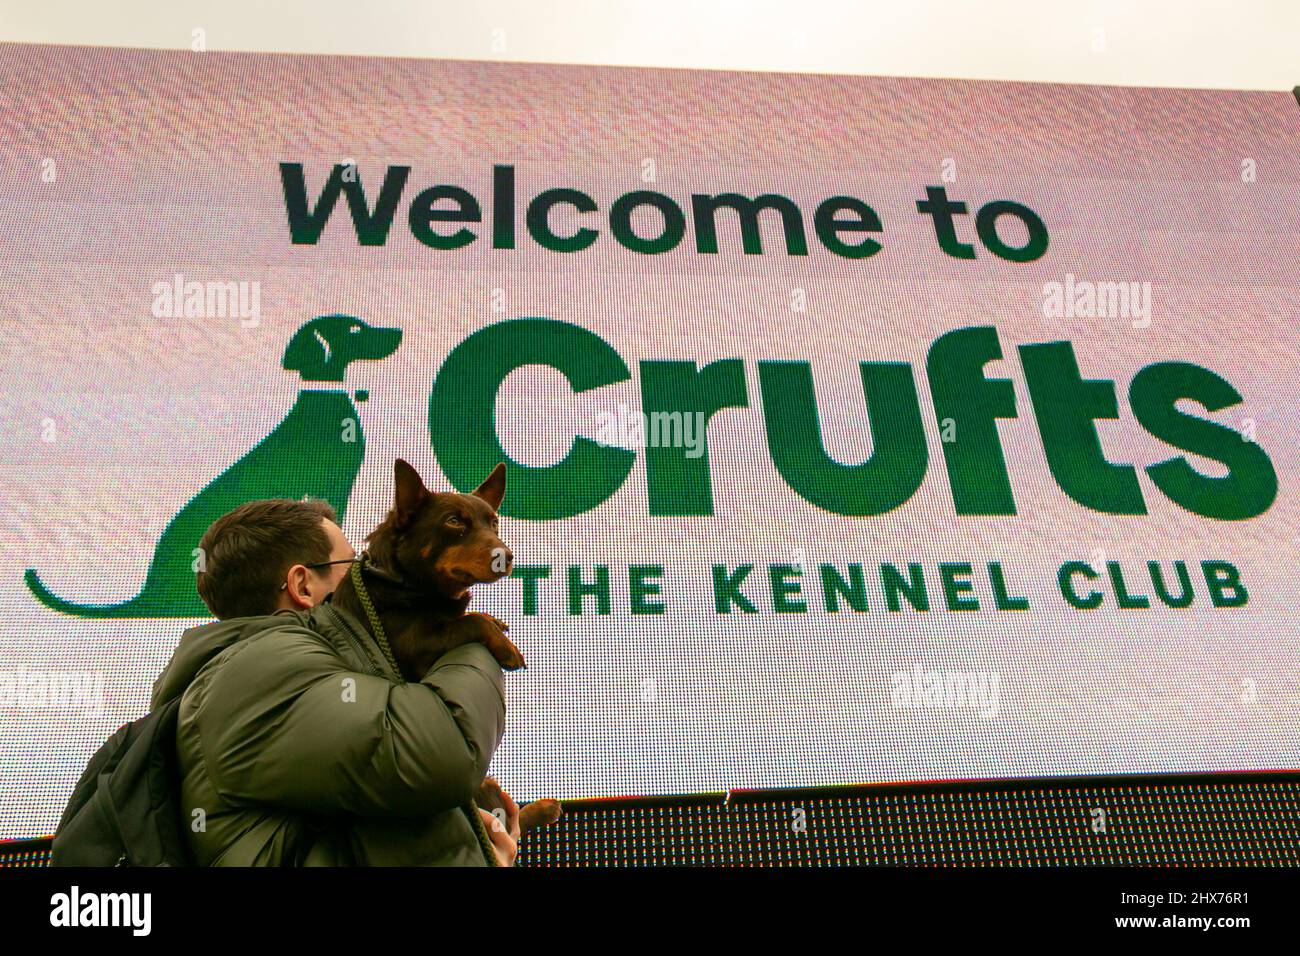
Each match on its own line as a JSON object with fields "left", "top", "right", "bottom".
{"left": 519, "top": 798, "right": 563, "bottom": 834}
{"left": 494, "top": 639, "right": 526, "bottom": 672}
{"left": 466, "top": 611, "right": 508, "bottom": 634}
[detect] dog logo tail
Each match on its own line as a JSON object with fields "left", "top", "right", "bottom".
{"left": 23, "top": 568, "right": 182, "bottom": 618}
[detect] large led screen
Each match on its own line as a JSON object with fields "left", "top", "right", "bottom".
{"left": 2, "top": 43, "right": 1298, "bottom": 839}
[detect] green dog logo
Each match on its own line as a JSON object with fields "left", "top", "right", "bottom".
{"left": 26, "top": 314, "right": 402, "bottom": 617}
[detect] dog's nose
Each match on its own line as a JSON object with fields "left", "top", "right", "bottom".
{"left": 498, "top": 546, "right": 513, "bottom": 572}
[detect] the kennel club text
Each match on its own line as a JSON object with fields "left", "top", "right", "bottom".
{"left": 507, "top": 559, "right": 1249, "bottom": 615}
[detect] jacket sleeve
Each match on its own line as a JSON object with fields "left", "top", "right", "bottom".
{"left": 192, "top": 626, "right": 506, "bottom": 818}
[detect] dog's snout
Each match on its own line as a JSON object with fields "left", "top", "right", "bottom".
{"left": 481, "top": 539, "right": 512, "bottom": 576}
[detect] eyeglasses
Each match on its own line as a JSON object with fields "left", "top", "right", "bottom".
{"left": 279, "top": 557, "right": 359, "bottom": 591}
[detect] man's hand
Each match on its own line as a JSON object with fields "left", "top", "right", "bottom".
{"left": 477, "top": 774, "right": 563, "bottom": 841}
{"left": 478, "top": 798, "right": 520, "bottom": 867}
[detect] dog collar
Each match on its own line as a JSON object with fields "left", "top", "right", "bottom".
{"left": 358, "top": 549, "right": 474, "bottom": 607}
{"left": 358, "top": 557, "right": 410, "bottom": 588}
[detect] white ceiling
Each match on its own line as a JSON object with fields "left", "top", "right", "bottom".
{"left": 1, "top": 0, "right": 1297, "bottom": 91}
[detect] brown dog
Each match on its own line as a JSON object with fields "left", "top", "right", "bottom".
{"left": 332, "top": 458, "right": 561, "bottom": 834}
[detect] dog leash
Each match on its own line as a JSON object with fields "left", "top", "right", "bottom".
{"left": 347, "top": 556, "right": 403, "bottom": 679}
{"left": 346, "top": 555, "right": 503, "bottom": 867}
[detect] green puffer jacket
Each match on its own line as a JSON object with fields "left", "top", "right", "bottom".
{"left": 149, "top": 599, "right": 506, "bottom": 866}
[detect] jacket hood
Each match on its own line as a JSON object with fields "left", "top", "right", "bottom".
{"left": 150, "top": 612, "right": 303, "bottom": 709}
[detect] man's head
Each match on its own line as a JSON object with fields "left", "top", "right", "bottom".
{"left": 195, "top": 499, "right": 356, "bottom": 619}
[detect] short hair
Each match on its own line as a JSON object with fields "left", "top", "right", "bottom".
{"left": 195, "top": 498, "right": 339, "bottom": 619}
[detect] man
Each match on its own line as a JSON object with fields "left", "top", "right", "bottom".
{"left": 150, "top": 497, "right": 520, "bottom": 865}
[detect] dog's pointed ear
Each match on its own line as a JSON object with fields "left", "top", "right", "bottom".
{"left": 393, "top": 459, "right": 429, "bottom": 528}
{"left": 470, "top": 462, "right": 507, "bottom": 511}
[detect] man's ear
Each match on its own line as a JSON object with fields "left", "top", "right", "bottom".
{"left": 393, "top": 459, "right": 429, "bottom": 528}
{"left": 470, "top": 462, "right": 507, "bottom": 512}
{"left": 282, "top": 564, "right": 315, "bottom": 611}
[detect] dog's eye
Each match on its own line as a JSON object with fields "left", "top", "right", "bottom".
{"left": 445, "top": 515, "right": 465, "bottom": 530}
